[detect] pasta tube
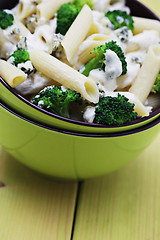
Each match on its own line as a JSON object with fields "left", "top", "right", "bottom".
{"left": 61, "top": 4, "right": 93, "bottom": 63}
{"left": 125, "top": 42, "right": 140, "bottom": 53}
{"left": 30, "top": 49, "right": 99, "bottom": 103}
{"left": 77, "top": 33, "right": 113, "bottom": 65}
{"left": 14, "top": 18, "right": 31, "bottom": 37}
{"left": 133, "top": 16, "right": 160, "bottom": 35}
{"left": 14, "top": 0, "right": 39, "bottom": 20}
{"left": 0, "top": 60, "right": 27, "bottom": 88}
{"left": 0, "top": 29, "right": 6, "bottom": 49}
{"left": 129, "top": 44, "right": 160, "bottom": 104}
{"left": 36, "top": 0, "right": 73, "bottom": 20}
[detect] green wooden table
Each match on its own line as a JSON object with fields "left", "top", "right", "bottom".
{"left": 0, "top": 1, "right": 160, "bottom": 239}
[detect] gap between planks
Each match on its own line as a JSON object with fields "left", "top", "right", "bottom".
{"left": 72, "top": 134, "right": 160, "bottom": 240}
{"left": 0, "top": 148, "right": 79, "bottom": 240}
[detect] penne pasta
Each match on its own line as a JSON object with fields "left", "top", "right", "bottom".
{"left": 36, "top": 0, "right": 73, "bottom": 20}
{"left": 27, "top": 24, "right": 54, "bottom": 54}
{"left": 129, "top": 44, "right": 160, "bottom": 104}
{"left": 76, "top": 33, "right": 113, "bottom": 65}
{"left": 0, "top": 60, "right": 27, "bottom": 88}
{"left": 30, "top": 49, "right": 99, "bottom": 103}
{"left": 61, "top": 4, "right": 93, "bottom": 64}
{"left": 0, "top": 29, "right": 16, "bottom": 58}
{"left": 14, "top": 18, "right": 31, "bottom": 37}
{"left": 0, "top": 29, "right": 7, "bottom": 49}
{"left": 14, "top": 0, "right": 38, "bottom": 20}
{"left": 125, "top": 41, "right": 140, "bottom": 53}
{"left": 93, "top": 0, "right": 111, "bottom": 12}
{"left": 133, "top": 16, "right": 160, "bottom": 35}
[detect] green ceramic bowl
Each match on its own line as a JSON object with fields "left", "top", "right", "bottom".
{"left": 0, "top": 101, "right": 159, "bottom": 180}
{"left": 0, "top": 0, "right": 160, "bottom": 134}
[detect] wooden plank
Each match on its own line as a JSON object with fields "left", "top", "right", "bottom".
{"left": 73, "top": 134, "right": 160, "bottom": 240}
{"left": 0, "top": 148, "right": 78, "bottom": 240}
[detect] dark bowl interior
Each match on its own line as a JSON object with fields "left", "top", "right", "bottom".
{"left": 0, "top": 0, "right": 160, "bottom": 130}
{"left": 126, "top": 0, "right": 159, "bottom": 19}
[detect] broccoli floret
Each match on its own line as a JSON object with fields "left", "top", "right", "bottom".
{"left": 0, "top": 10, "right": 14, "bottom": 29}
{"left": 32, "top": 85, "right": 82, "bottom": 118}
{"left": 73, "top": 0, "right": 93, "bottom": 9}
{"left": 81, "top": 40, "right": 127, "bottom": 77}
{"left": 153, "top": 73, "right": 160, "bottom": 94}
{"left": 8, "top": 49, "right": 30, "bottom": 66}
{"left": 56, "top": 3, "right": 80, "bottom": 35}
{"left": 105, "top": 10, "right": 134, "bottom": 32}
{"left": 94, "top": 94, "right": 138, "bottom": 126}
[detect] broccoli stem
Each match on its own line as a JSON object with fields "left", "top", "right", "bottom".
{"left": 81, "top": 57, "right": 103, "bottom": 77}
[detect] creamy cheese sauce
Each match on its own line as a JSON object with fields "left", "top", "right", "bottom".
{"left": 128, "top": 30, "right": 160, "bottom": 51}
{"left": 117, "top": 51, "right": 144, "bottom": 89}
{"left": 89, "top": 69, "right": 117, "bottom": 92}
{"left": 15, "top": 71, "right": 53, "bottom": 95}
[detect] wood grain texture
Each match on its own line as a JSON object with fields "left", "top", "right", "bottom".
{"left": 0, "top": 148, "right": 78, "bottom": 240}
{"left": 73, "top": 134, "right": 160, "bottom": 240}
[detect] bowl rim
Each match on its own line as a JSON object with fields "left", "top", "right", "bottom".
{"left": 1, "top": 101, "right": 159, "bottom": 138}
{"left": 0, "top": 0, "right": 160, "bottom": 130}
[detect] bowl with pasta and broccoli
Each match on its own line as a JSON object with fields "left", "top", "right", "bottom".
{"left": 0, "top": 0, "right": 160, "bottom": 134}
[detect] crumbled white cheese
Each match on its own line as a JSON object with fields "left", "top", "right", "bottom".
{"left": 16, "top": 36, "right": 28, "bottom": 50}
{"left": 83, "top": 106, "right": 96, "bottom": 123}
{"left": 116, "top": 16, "right": 124, "bottom": 24}
{"left": 104, "top": 49, "right": 122, "bottom": 80}
{"left": 52, "top": 33, "right": 64, "bottom": 58}
{"left": 60, "top": 85, "right": 67, "bottom": 92}
{"left": 131, "top": 54, "right": 145, "bottom": 66}
{"left": 38, "top": 100, "right": 44, "bottom": 107}
{"left": 17, "top": 60, "right": 34, "bottom": 75}
{"left": 7, "top": 56, "right": 15, "bottom": 64}
{"left": 25, "top": 15, "right": 38, "bottom": 33}
{"left": 114, "top": 26, "right": 133, "bottom": 43}
{"left": 89, "top": 69, "right": 117, "bottom": 93}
